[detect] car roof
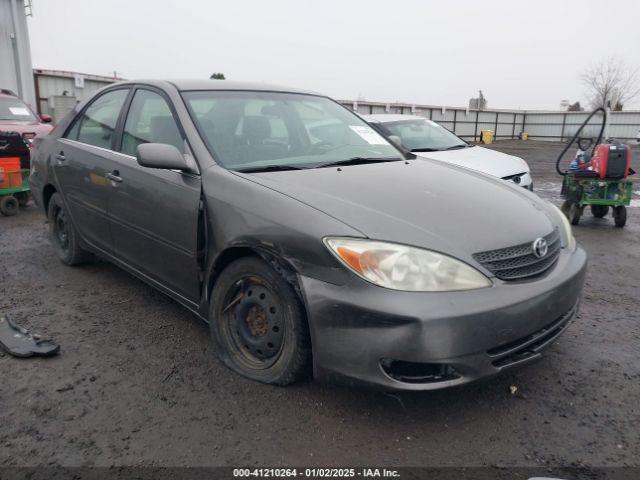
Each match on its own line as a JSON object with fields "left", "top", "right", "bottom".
{"left": 362, "top": 114, "right": 429, "bottom": 123}
{"left": 125, "top": 79, "right": 321, "bottom": 96}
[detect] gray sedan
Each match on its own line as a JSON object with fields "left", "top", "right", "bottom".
{"left": 30, "top": 80, "right": 586, "bottom": 390}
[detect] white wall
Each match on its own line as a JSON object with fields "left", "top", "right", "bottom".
{"left": 346, "top": 101, "right": 640, "bottom": 142}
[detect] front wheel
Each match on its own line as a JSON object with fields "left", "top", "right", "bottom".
{"left": 562, "top": 200, "right": 582, "bottom": 225}
{"left": 47, "top": 193, "right": 94, "bottom": 265}
{"left": 590, "top": 205, "right": 609, "bottom": 218}
{"left": 209, "top": 257, "right": 311, "bottom": 385}
{"left": 613, "top": 206, "right": 627, "bottom": 228}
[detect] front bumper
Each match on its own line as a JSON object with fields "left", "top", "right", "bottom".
{"left": 300, "top": 246, "right": 587, "bottom": 390}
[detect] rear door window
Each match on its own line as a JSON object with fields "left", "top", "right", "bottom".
{"left": 71, "top": 89, "right": 129, "bottom": 149}
{"left": 120, "top": 89, "right": 184, "bottom": 156}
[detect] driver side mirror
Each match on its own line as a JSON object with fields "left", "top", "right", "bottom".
{"left": 136, "top": 143, "right": 189, "bottom": 171}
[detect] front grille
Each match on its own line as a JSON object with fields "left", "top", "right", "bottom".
{"left": 487, "top": 305, "right": 575, "bottom": 368}
{"left": 473, "top": 228, "right": 561, "bottom": 281}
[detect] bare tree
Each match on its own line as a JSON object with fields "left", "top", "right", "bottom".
{"left": 581, "top": 57, "right": 640, "bottom": 111}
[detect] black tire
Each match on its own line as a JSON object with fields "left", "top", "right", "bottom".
{"left": 209, "top": 257, "right": 311, "bottom": 386}
{"left": 590, "top": 205, "right": 609, "bottom": 218}
{"left": 570, "top": 204, "right": 582, "bottom": 225}
{"left": 15, "top": 191, "right": 30, "bottom": 207}
{"left": 47, "top": 193, "right": 94, "bottom": 265}
{"left": 613, "top": 206, "right": 627, "bottom": 228}
{"left": 0, "top": 195, "right": 19, "bottom": 216}
{"left": 562, "top": 200, "right": 582, "bottom": 225}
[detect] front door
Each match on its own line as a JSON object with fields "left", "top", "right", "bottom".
{"left": 108, "top": 88, "right": 202, "bottom": 303}
{"left": 53, "top": 88, "right": 130, "bottom": 253}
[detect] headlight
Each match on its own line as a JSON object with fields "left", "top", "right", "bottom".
{"left": 549, "top": 203, "right": 576, "bottom": 252}
{"left": 323, "top": 237, "right": 492, "bottom": 292}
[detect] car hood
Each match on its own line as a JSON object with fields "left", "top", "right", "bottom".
{"left": 414, "top": 146, "right": 529, "bottom": 179}
{"left": 0, "top": 121, "right": 53, "bottom": 137}
{"left": 238, "top": 159, "right": 556, "bottom": 263}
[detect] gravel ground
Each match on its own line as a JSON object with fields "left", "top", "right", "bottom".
{"left": 0, "top": 140, "right": 639, "bottom": 469}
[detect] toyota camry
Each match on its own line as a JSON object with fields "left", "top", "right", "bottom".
{"left": 30, "top": 80, "right": 586, "bottom": 390}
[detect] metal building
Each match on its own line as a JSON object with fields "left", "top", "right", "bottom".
{"left": 33, "top": 69, "right": 121, "bottom": 123}
{"left": 0, "top": 0, "right": 36, "bottom": 107}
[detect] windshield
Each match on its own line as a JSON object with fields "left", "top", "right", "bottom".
{"left": 183, "top": 91, "right": 401, "bottom": 171}
{"left": 0, "top": 97, "right": 37, "bottom": 122}
{"left": 377, "top": 118, "right": 468, "bottom": 151}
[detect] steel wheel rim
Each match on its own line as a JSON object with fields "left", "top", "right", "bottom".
{"left": 220, "top": 276, "right": 285, "bottom": 368}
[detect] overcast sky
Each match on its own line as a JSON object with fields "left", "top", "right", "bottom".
{"left": 27, "top": 0, "right": 640, "bottom": 110}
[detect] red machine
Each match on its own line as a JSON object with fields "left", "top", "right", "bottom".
{"left": 590, "top": 142, "right": 632, "bottom": 179}
{"left": 557, "top": 109, "right": 635, "bottom": 228}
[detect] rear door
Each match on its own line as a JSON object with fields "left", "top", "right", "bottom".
{"left": 54, "top": 88, "right": 130, "bottom": 253}
{"left": 108, "top": 87, "right": 202, "bottom": 303}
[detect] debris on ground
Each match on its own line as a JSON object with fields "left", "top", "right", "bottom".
{"left": 0, "top": 315, "right": 60, "bottom": 358}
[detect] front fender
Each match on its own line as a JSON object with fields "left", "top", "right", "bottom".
{"left": 197, "top": 166, "right": 362, "bottom": 318}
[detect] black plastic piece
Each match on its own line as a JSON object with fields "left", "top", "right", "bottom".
{"left": 0, "top": 315, "right": 60, "bottom": 358}
{"left": 380, "top": 359, "right": 459, "bottom": 384}
{"left": 603, "top": 141, "right": 629, "bottom": 179}
{"left": 0, "top": 131, "right": 31, "bottom": 169}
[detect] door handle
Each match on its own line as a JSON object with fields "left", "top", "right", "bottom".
{"left": 106, "top": 171, "right": 123, "bottom": 184}
{"left": 55, "top": 152, "right": 67, "bottom": 164}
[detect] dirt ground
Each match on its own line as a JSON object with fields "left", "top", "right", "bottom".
{"left": 0, "top": 140, "right": 639, "bottom": 469}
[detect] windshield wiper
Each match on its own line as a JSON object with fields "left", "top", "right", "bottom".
{"left": 410, "top": 147, "right": 441, "bottom": 152}
{"left": 411, "top": 144, "right": 472, "bottom": 152}
{"left": 443, "top": 144, "right": 471, "bottom": 150}
{"left": 313, "top": 156, "right": 403, "bottom": 169}
{"left": 234, "top": 164, "right": 305, "bottom": 173}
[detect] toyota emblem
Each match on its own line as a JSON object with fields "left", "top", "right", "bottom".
{"left": 532, "top": 237, "right": 548, "bottom": 258}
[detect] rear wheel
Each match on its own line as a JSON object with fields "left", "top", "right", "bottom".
{"left": 47, "top": 193, "right": 94, "bottom": 265}
{"left": 0, "top": 195, "right": 19, "bottom": 216}
{"left": 209, "top": 257, "right": 310, "bottom": 385}
{"left": 590, "top": 205, "right": 609, "bottom": 218}
{"left": 15, "top": 191, "right": 30, "bottom": 207}
{"left": 613, "top": 206, "right": 627, "bottom": 228}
